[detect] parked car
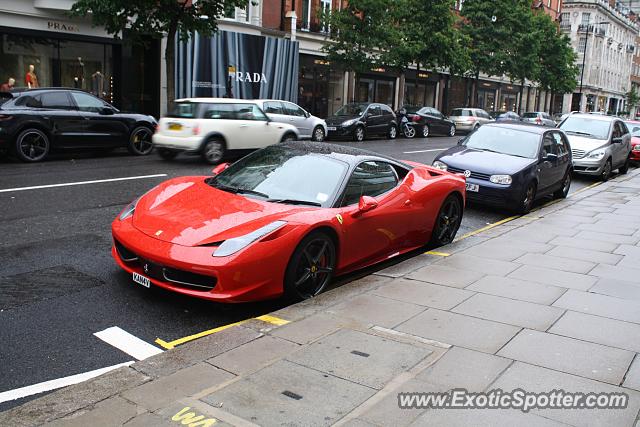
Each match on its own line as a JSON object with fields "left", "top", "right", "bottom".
{"left": 522, "top": 112, "right": 555, "bottom": 127}
{"left": 433, "top": 123, "right": 572, "bottom": 214}
{"left": 558, "top": 113, "right": 631, "bottom": 181}
{"left": 496, "top": 111, "right": 521, "bottom": 122}
{"left": 405, "top": 106, "right": 457, "bottom": 138}
{"left": 0, "top": 87, "right": 156, "bottom": 162}
{"left": 325, "top": 103, "right": 397, "bottom": 142}
{"left": 449, "top": 108, "right": 493, "bottom": 133}
{"left": 624, "top": 120, "right": 640, "bottom": 164}
{"left": 112, "top": 141, "right": 466, "bottom": 302}
{"left": 152, "top": 98, "right": 299, "bottom": 164}
{"left": 254, "top": 99, "right": 327, "bottom": 142}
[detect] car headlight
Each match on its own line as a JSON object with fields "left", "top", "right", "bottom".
{"left": 119, "top": 197, "right": 140, "bottom": 220}
{"left": 633, "top": 145, "right": 640, "bottom": 151}
{"left": 432, "top": 161, "right": 448, "bottom": 171}
{"left": 489, "top": 174, "right": 512, "bottom": 185}
{"left": 586, "top": 149, "right": 606, "bottom": 160}
{"left": 341, "top": 118, "right": 357, "bottom": 127}
{"left": 212, "top": 221, "right": 287, "bottom": 257}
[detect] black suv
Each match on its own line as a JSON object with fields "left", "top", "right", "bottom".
{"left": 325, "top": 102, "right": 397, "bottom": 142}
{"left": 0, "top": 88, "right": 157, "bottom": 162}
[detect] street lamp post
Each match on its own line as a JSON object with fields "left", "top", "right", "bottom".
{"left": 578, "top": 21, "right": 609, "bottom": 112}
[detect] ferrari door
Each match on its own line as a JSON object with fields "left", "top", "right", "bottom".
{"left": 337, "top": 161, "right": 415, "bottom": 270}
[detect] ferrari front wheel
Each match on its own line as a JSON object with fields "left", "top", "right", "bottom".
{"left": 284, "top": 231, "right": 336, "bottom": 301}
{"left": 430, "top": 194, "right": 463, "bottom": 246}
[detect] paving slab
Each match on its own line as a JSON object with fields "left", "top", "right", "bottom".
{"left": 396, "top": 309, "right": 521, "bottom": 354}
{"left": 508, "top": 265, "right": 597, "bottom": 291}
{"left": 495, "top": 228, "right": 559, "bottom": 243}
{"left": 513, "top": 253, "right": 596, "bottom": 274}
{"left": 623, "top": 357, "right": 640, "bottom": 391}
{"left": 208, "top": 335, "right": 300, "bottom": 375}
{"left": 497, "top": 329, "right": 635, "bottom": 384}
{"left": 202, "top": 360, "right": 376, "bottom": 427}
{"left": 271, "top": 311, "right": 357, "bottom": 344}
{"left": 451, "top": 293, "right": 564, "bottom": 331}
{"left": 122, "top": 362, "right": 234, "bottom": 411}
{"left": 589, "top": 278, "right": 640, "bottom": 301}
{"left": 579, "top": 221, "right": 638, "bottom": 236}
{"left": 614, "top": 244, "right": 640, "bottom": 258}
{"left": 410, "top": 407, "right": 567, "bottom": 427}
{"left": 575, "top": 230, "right": 640, "bottom": 245}
{"left": 615, "top": 256, "right": 640, "bottom": 271}
{"left": 491, "top": 362, "right": 640, "bottom": 427}
{"left": 434, "top": 254, "right": 520, "bottom": 277}
{"left": 123, "top": 413, "right": 171, "bottom": 427}
{"left": 155, "top": 401, "right": 235, "bottom": 427}
{"left": 546, "top": 245, "right": 623, "bottom": 265}
{"left": 287, "top": 329, "right": 432, "bottom": 389}
{"left": 326, "top": 293, "right": 425, "bottom": 329}
{"left": 560, "top": 208, "right": 600, "bottom": 218}
{"left": 45, "top": 396, "right": 138, "bottom": 427}
{"left": 549, "top": 311, "right": 640, "bottom": 353}
{"left": 374, "top": 254, "right": 438, "bottom": 278}
{"left": 547, "top": 235, "right": 620, "bottom": 253}
{"left": 416, "top": 346, "right": 511, "bottom": 391}
{"left": 590, "top": 264, "right": 640, "bottom": 284}
{"left": 372, "top": 278, "right": 474, "bottom": 309}
{"left": 465, "top": 275, "right": 567, "bottom": 305}
{"left": 553, "top": 289, "right": 640, "bottom": 324}
{"left": 406, "top": 265, "right": 485, "bottom": 288}
{"left": 459, "top": 242, "right": 530, "bottom": 261}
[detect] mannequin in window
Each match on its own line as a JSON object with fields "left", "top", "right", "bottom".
{"left": 91, "top": 71, "right": 104, "bottom": 97}
{"left": 25, "top": 65, "right": 39, "bottom": 88}
{"left": 0, "top": 77, "right": 15, "bottom": 92}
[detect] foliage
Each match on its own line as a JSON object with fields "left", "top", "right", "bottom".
{"left": 535, "top": 11, "right": 579, "bottom": 94}
{"left": 626, "top": 87, "right": 640, "bottom": 109}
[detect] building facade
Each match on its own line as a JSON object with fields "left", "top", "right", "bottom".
{"left": 561, "top": 0, "right": 638, "bottom": 114}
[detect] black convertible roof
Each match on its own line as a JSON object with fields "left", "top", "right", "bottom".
{"left": 278, "top": 141, "right": 411, "bottom": 168}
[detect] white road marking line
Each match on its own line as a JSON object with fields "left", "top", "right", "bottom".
{"left": 0, "top": 362, "right": 133, "bottom": 404}
{"left": 402, "top": 148, "right": 447, "bottom": 154}
{"left": 94, "top": 326, "right": 163, "bottom": 361}
{"left": 0, "top": 174, "right": 168, "bottom": 193}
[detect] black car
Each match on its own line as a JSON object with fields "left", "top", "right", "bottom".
{"left": 432, "top": 123, "right": 572, "bottom": 214}
{"left": 325, "top": 103, "right": 397, "bottom": 142}
{"left": 0, "top": 88, "right": 157, "bottom": 162}
{"left": 404, "top": 106, "right": 456, "bottom": 138}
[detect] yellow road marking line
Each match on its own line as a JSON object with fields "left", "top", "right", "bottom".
{"left": 454, "top": 215, "right": 519, "bottom": 241}
{"left": 424, "top": 251, "right": 451, "bottom": 257}
{"left": 155, "top": 315, "right": 290, "bottom": 350}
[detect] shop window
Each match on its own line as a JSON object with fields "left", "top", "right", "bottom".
{"left": 375, "top": 80, "right": 394, "bottom": 108}
{"left": 0, "top": 34, "right": 57, "bottom": 89}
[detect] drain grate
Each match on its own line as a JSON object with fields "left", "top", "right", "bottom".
{"left": 350, "top": 350, "right": 370, "bottom": 357}
{"left": 281, "top": 390, "right": 303, "bottom": 400}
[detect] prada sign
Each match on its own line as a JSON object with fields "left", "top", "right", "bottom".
{"left": 47, "top": 21, "right": 80, "bottom": 33}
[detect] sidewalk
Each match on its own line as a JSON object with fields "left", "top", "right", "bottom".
{"left": 3, "top": 171, "right": 640, "bottom": 427}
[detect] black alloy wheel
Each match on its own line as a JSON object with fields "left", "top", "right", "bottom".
{"left": 284, "top": 232, "right": 336, "bottom": 301}
{"left": 518, "top": 182, "right": 537, "bottom": 214}
{"left": 601, "top": 159, "right": 612, "bottom": 182}
{"left": 554, "top": 171, "right": 571, "bottom": 199}
{"left": 15, "top": 128, "right": 50, "bottom": 162}
{"left": 128, "top": 126, "right": 154, "bottom": 155}
{"left": 403, "top": 124, "right": 416, "bottom": 138}
{"left": 430, "top": 194, "right": 463, "bottom": 246}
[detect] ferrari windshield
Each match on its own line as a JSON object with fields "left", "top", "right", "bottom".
{"left": 463, "top": 126, "right": 541, "bottom": 158}
{"left": 210, "top": 146, "right": 349, "bottom": 207}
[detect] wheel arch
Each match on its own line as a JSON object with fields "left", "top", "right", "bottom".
{"left": 198, "top": 132, "right": 227, "bottom": 152}
{"left": 15, "top": 121, "right": 53, "bottom": 143}
{"left": 306, "top": 225, "right": 340, "bottom": 263}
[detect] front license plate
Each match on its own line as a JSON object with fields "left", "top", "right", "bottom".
{"left": 327, "top": 126, "right": 337, "bottom": 131}
{"left": 466, "top": 183, "right": 479, "bottom": 192}
{"left": 168, "top": 123, "right": 182, "bottom": 131}
{"left": 132, "top": 272, "right": 151, "bottom": 288}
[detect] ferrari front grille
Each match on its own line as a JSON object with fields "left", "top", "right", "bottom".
{"left": 162, "top": 268, "right": 217, "bottom": 291}
{"left": 114, "top": 239, "right": 138, "bottom": 262}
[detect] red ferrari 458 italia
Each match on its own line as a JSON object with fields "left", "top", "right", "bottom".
{"left": 112, "top": 141, "right": 466, "bottom": 302}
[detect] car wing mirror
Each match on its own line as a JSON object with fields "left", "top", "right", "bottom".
{"left": 100, "top": 106, "right": 115, "bottom": 115}
{"left": 356, "top": 195, "right": 378, "bottom": 214}
{"left": 211, "top": 162, "right": 230, "bottom": 175}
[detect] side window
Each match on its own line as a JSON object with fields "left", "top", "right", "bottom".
{"left": 263, "top": 101, "right": 284, "bottom": 114}
{"left": 70, "top": 92, "right": 105, "bottom": 112}
{"left": 284, "top": 102, "right": 307, "bottom": 117}
{"left": 612, "top": 122, "right": 623, "bottom": 138}
{"left": 40, "top": 92, "right": 73, "bottom": 109}
{"left": 542, "top": 133, "right": 556, "bottom": 157}
{"left": 341, "top": 161, "right": 399, "bottom": 206}
{"left": 382, "top": 105, "right": 393, "bottom": 116}
{"left": 552, "top": 132, "right": 568, "bottom": 155}
{"left": 202, "top": 103, "right": 236, "bottom": 120}
{"left": 15, "top": 95, "right": 42, "bottom": 108}
{"left": 368, "top": 106, "right": 382, "bottom": 116}
{"left": 236, "top": 104, "right": 268, "bottom": 121}
{"left": 620, "top": 121, "right": 629, "bottom": 135}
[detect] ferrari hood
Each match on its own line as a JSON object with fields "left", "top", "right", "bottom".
{"left": 131, "top": 177, "right": 308, "bottom": 247}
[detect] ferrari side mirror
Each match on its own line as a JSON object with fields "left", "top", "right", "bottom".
{"left": 211, "top": 162, "right": 230, "bottom": 175}
{"left": 357, "top": 195, "right": 378, "bottom": 214}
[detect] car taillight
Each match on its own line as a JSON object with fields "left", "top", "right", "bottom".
{"left": 536, "top": 117, "right": 542, "bottom": 124}
{"left": 193, "top": 125, "right": 200, "bottom": 135}
{"left": 466, "top": 117, "right": 476, "bottom": 122}
{"left": 412, "top": 115, "right": 421, "bottom": 122}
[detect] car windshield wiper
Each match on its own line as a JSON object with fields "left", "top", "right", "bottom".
{"left": 267, "top": 199, "right": 322, "bottom": 207}
{"left": 479, "top": 148, "right": 503, "bottom": 154}
{"left": 212, "top": 183, "right": 270, "bottom": 199}
{"left": 565, "top": 130, "right": 594, "bottom": 137}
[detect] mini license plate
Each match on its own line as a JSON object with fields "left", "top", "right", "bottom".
{"left": 465, "top": 183, "right": 479, "bottom": 192}
{"left": 168, "top": 122, "right": 182, "bottom": 131}
{"left": 327, "top": 126, "right": 337, "bottom": 131}
{"left": 132, "top": 272, "right": 151, "bottom": 288}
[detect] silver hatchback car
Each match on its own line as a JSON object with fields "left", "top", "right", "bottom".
{"left": 255, "top": 99, "right": 328, "bottom": 141}
{"left": 448, "top": 107, "right": 494, "bottom": 133}
{"left": 558, "top": 113, "right": 631, "bottom": 181}
{"left": 522, "top": 112, "right": 555, "bottom": 127}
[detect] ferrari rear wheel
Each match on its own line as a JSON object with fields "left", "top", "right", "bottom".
{"left": 284, "top": 231, "right": 336, "bottom": 301}
{"left": 430, "top": 194, "right": 463, "bottom": 246}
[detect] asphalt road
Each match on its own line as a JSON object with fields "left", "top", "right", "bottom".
{"left": 0, "top": 135, "right": 600, "bottom": 410}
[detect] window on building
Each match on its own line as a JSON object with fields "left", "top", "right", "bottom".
{"left": 561, "top": 12, "right": 569, "bottom": 23}
{"left": 320, "top": 0, "right": 332, "bottom": 33}
{"left": 581, "top": 13, "right": 591, "bottom": 25}
{"left": 578, "top": 37, "right": 587, "bottom": 52}
{"left": 301, "top": 0, "right": 311, "bottom": 30}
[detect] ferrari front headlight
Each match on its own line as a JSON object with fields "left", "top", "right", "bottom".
{"left": 212, "top": 221, "right": 287, "bottom": 257}
{"left": 432, "top": 160, "right": 448, "bottom": 171}
{"left": 119, "top": 197, "right": 140, "bottom": 220}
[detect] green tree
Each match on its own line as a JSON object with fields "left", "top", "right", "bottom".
{"left": 626, "top": 87, "right": 640, "bottom": 113}
{"left": 70, "top": 0, "right": 247, "bottom": 110}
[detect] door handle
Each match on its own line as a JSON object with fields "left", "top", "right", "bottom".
{"left": 404, "top": 199, "right": 412, "bottom": 206}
